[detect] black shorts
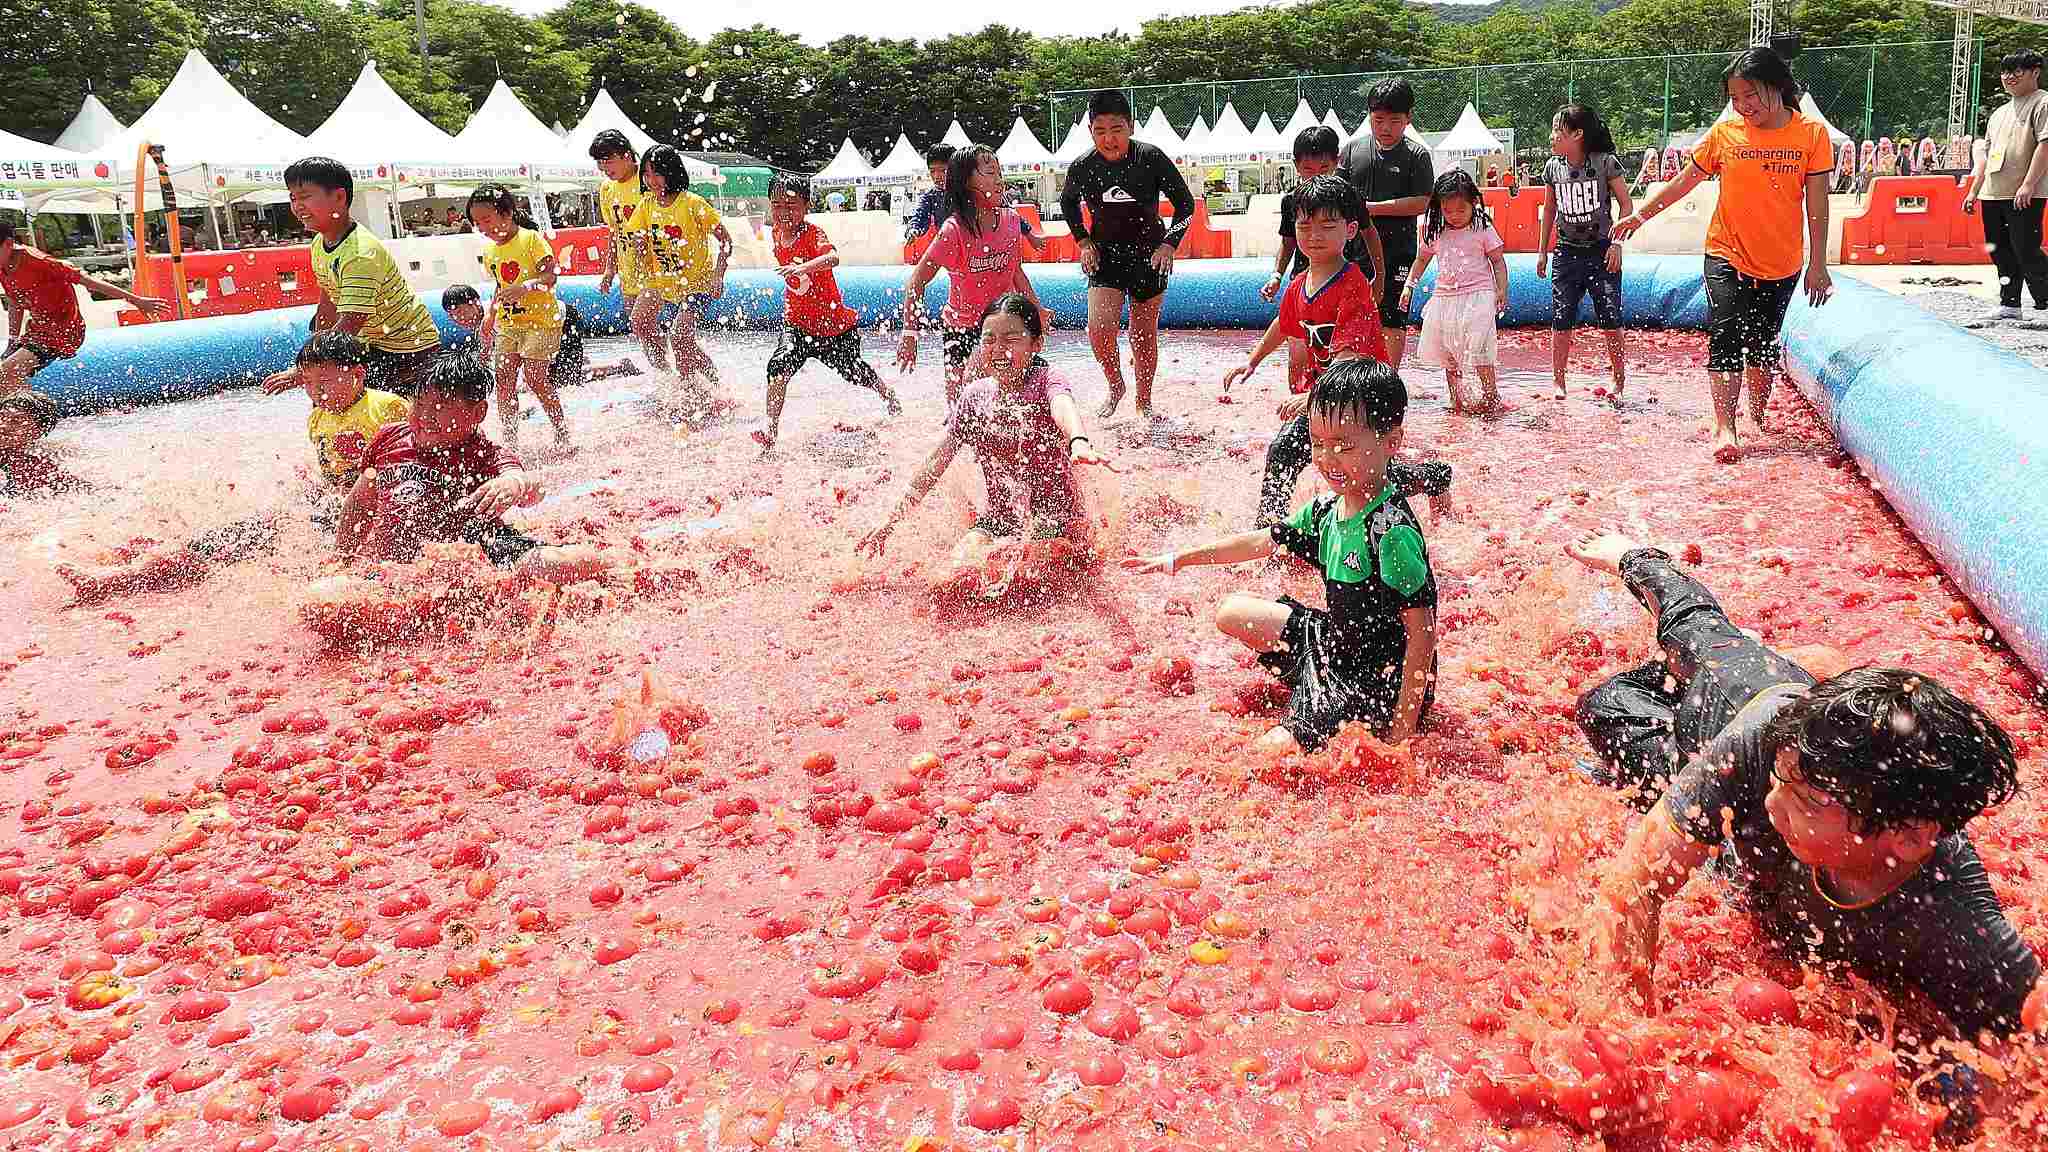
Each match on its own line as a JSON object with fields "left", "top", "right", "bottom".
{"left": 769, "top": 325, "right": 878, "bottom": 384}
{"left": 459, "top": 519, "right": 545, "bottom": 568}
{"left": 5, "top": 340, "right": 67, "bottom": 374}
{"left": 364, "top": 346, "right": 439, "bottom": 397}
{"left": 1379, "top": 260, "right": 1414, "bottom": 331}
{"left": 1703, "top": 255, "right": 1798, "bottom": 374}
{"left": 1086, "top": 243, "right": 1169, "bottom": 303}
{"left": 940, "top": 326, "right": 979, "bottom": 370}
{"left": 1255, "top": 596, "right": 1431, "bottom": 751}
{"left": 971, "top": 507, "right": 1068, "bottom": 541}
{"left": 1550, "top": 243, "right": 1623, "bottom": 331}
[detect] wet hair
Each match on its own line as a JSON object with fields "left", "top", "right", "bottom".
{"left": 1724, "top": 46, "right": 1802, "bottom": 108}
{"left": 767, "top": 172, "right": 812, "bottom": 202}
{"left": 947, "top": 145, "right": 999, "bottom": 235}
{"left": 440, "top": 284, "right": 482, "bottom": 312}
{"left": 640, "top": 145, "right": 691, "bottom": 196}
{"left": 0, "top": 220, "right": 14, "bottom": 245}
{"left": 0, "top": 390, "right": 58, "bottom": 434}
{"left": 283, "top": 156, "right": 353, "bottom": 206}
{"left": 1308, "top": 356, "right": 1406, "bottom": 436}
{"left": 1554, "top": 102, "right": 1617, "bottom": 158}
{"left": 297, "top": 329, "right": 371, "bottom": 368}
{"left": 2003, "top": 50, "right": 2044, "bottom": 75}
{"left": 979, "top": 291, "right": 1043, "bottom": 340}
{"left": 1366, "top": 78, "right": 1416, "bottom": 117}
{"left": 1293, "top": 125, "right": 1341, "bottom": 162}
{"left": 1293, "top": 172, "right": 1359, "bottom": 226}
{"left": 588, "top": 128, "right": 636, "bottom": 163}
{"left": 1765, "top": 667, "right": 2020, "bottom": 837}
{"left": 421, "top": 352, "right": 493, "bottom": 406}
{"left": 1423, "top": 169, "right": 1491, "bottom": 243}
{"left": 1087, "top": 89, "right": 1133, "bottom": 124}
{"left": 925, "top": 144, "right": 956, "bottom": 168}
{"left": 465, "top": 183, "right": 536, "bottom": 229}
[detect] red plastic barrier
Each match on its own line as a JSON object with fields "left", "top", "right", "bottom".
{"left": 1487, "top": 187, "right": 1548, "bottom": 253}
{"left": 123, "top": 245, "right": 317, "bottom": 323}
{"left": 549, "top": 226, "right": 612, "bottom": 276}
{"left": 1840, "top": 176, "right": 1989, "bottom": 265}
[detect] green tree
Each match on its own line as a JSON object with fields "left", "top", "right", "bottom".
{"left": 0, "top": 0, "right": 201, "bottom": 142}
{"left": 699, "top": 26, "right": 823, "bottom": 166}
{"left": 185, "top": 0, "right": 367, "bottom": 134}
{"left": 547, "top": 0, "right": 702, "bottom": 147}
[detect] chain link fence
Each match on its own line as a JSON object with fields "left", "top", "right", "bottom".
{"left": 1049, "top": 41, "right": 1978, "bottom": 162}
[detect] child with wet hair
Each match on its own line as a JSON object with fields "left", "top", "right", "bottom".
{"left": 0, "top": 390, "right": 81, "bottom": 497}
{"left": 1126, "top": 358, "right": 1437, "bottom": 755}
{"left": 859, "top": 293, "right": 1112, "bottom": 590}
{"left": 337, "top": 353, "right": 606, "bottom": 586}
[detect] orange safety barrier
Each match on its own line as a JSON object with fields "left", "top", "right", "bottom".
{"left": 121, "top": 245, "right": 318, "bottom": 324}
{"left": 549, "top": 226, "right": 612, "bottom": 276}
{"left": 1840, "top": 176, "right": 1989, "bottom": 266}
{"left": 1485, "top": 186, "right": 1548, "bottom": 253}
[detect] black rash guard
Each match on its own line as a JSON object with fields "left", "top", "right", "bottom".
{"left": 1665, "top": 684, "right": 2041, "bottom": 1039}
{"left": 1059, "top": 141, "right": 1197, "bottom": 250}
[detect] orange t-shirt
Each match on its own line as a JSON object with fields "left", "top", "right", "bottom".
{"left": 1691, "top": 113, "right": 1835, "bottom": 281}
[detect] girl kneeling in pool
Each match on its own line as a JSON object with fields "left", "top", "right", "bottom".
{"left": 858, "top": 294, "right": 1115, "bottom": 586}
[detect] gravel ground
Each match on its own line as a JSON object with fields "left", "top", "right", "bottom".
{"left": 1891, "top": 274, "right": 2048, "bottom": 370}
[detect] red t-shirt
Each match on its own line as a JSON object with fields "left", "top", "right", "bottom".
{"left": 1, "top": 250, "right": 88, "bottom": 358}
{"left": 1276, "top": 263, "right": 1387, "bottom": 394}
{"left": 360, "top": 422, "right": 520, "bottom": 539}
{"left": 773, "top": 222, "right": 858, "bottom": 338}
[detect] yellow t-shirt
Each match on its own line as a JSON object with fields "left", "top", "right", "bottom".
{"left": 1691, "top": 113, "right": 1835, "bottom": 281}
{"left": 307, "top": 388, "right": 408, "bottom": 486}
{"left": 483, "top": 227, "right": 562, "bottom": 332}
{"left": 599, "top": 176, "right": 651, "bottom": 285}
{"left": 625, "top": 191, "right": 723, "bottom": 300}
{"left": 310, "top": 226, "right": 442, "bottom": 355}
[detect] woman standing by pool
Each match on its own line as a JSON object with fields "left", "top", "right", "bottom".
{"left": 1612, "top": 47, "right": 1834, "bottom": 463}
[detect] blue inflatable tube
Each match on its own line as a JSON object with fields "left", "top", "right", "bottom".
{"left": 38, "top": 255, "right": 1713, "bottom": 412}
{"left": 1781, "top": 276, "right": 2048, "bottom": 680}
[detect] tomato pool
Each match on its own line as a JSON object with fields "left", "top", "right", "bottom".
{"left": 2, "top": 327, "right": 2045, "bottom": 1149}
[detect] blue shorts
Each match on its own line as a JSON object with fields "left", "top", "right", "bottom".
{"left": 656, "top": 296, "right": 713, "bottom": 330}
{"left": 1550, "top": 243, "right": 1622, "bottom": 331}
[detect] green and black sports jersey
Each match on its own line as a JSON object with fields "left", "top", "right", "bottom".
{"left": 1270, "top": 485, "right": 1436, "bottom": 679}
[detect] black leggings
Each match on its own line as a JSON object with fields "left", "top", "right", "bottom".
{"left": 1574, "top": 549, "right": 1812, "bottom": 806}
{"left": 1982, "top": 198, "right": 2048, "bottom": 310}
{"left": 1702, "top": 255, "right": 1798, "bottom": 375}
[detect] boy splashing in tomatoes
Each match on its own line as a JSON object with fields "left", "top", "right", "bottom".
{"left": 1566, "top": 528, "right": 2037, "bottom": 1135}
{"left": 1125, "top": 358, "right": 1437, "bottom": 756}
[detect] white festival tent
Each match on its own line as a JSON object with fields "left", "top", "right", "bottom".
{"left": 304, "top": 62, "right": 458, "bottom": 172}
{"left": 54, "top": 95, "right": 125, "bottom": 154}
{"left": 1137, "top": 106, "right": 1185, "bottom": 159}
{"left": 1434, "top": 102, "right": 1504, "bottom": 168}
{"left": 995, "top": 117, "right": 1055, "bottom": 172}
{"left": 1277, "top": 98, "right": 1320, "bottom": 147}
{"left": 0, "top": 128, "right": 92, "bottom": 211}
{"left": 445, "top": 79, "right": 590, "bottom": 180}
{"left": 1249, "top": 111, "right": 1284, "bottom": 154}
{"left": 565, "top": 88, "right": 719, "bottom": 184}
{"left": 1180, "top": 115, "right": 1211, "bottom": 156}
{"left": 1054, "top": 120, "right": 1092, "bottom": 164}
{"left": 941, "top": 120, "right": 974, "bottom": 148}
{"left": 552, "top": 120, "right": 569, "bottom": 138}
{"left": 90, "top": 50, "right": 307, "bottom": 194}
{"left": 1189, "top": 102, "right": 1260, "bottom": 163}
{"left": 815, "top": 136, "right": 873, "bottom": 184}
{"left": 1320, "top": 109, "right": 1348, "bottom": 139}
{"left": 1711, "top": 93, "right": 1852, "bottom": 145}
{"left": 870, "top": 133, "right": 928, "bottom": 183}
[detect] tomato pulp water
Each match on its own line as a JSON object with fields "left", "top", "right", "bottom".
{"left": 0, "top": 328, "right": 2043, "bottom": 1148}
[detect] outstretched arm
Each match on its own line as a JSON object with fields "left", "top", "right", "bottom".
{"left": 1123, "top": 527, "right": 1277, "bottom": 575}
{"left": 857, "top": 435, "right": 962, "bottom": 557}
{"left": 1594, "top": 802, "right": 1712, "bottom": 1012}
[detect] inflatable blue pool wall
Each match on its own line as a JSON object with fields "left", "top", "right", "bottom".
{"left": 36, "top": 256, "right": 1705, "bottom": 411}
{"left": 31, "top": 256, "right": 2048, "bottom": 681}
{"left": 1780, "top": 279, "right": 2048, "bottom": 681}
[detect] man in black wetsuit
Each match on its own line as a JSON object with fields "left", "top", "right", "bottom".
{"left": 1339, "top": 79, "right": 1434, "bottom": 372}
{"left": 1059, "top": 89, "right": 1198, "bottom": 420}
{"left": 1566, "top": 530, "right": 2037, "bottom": 1125}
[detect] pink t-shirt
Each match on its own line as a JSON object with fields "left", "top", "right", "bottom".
{"left": 927, "top": 209, "right": 1024, "bottom": 330}
{"left": 1418, "top": 222, "right": 1504, "bottom": 298}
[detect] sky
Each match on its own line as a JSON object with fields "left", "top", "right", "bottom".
{"left": 499, "top": 0, "right": 1368, "bottom": 45}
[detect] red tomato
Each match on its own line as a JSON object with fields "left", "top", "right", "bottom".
{"left": 1537, "top": 1028, "right": 1643, "bottom": 1132}
{"left": 1731, "top": 977, "right": 1798, "bottom": 1025}
{"left": 875, "top": 1016, "right": 922, "bottom": 1049}
{"left": 168, "top": 990, "right": 230, "bottom": 1022}
{"left": 1665, "top": 1069, "right": 1757, "bottom": 1139}
{"left": 965, "top": 1092, "right": 1021, "bottom": 1131}
{"left": 201, "top": 883, "right": 273, "bottom": 921}
{"left": 2023, "top": 983, "right": 2048, "bottom": 1034}
{"left": 703, "top": 998, "right": 741, "bottom": 1025}
{"left": 862, "top": 802, "right": 919, "bottom": 834}
{"left": 1285, "top": 980, "right": 1339, "bottom": 1013}
{"left": 531, "top": 1086, "right": 582, "bottom": 1122}
{"left": 938, "top": 1045, "right": 981, "bottom": 1071}
{"left": 981, "top": 1018, "right": 1025, "bottom": 1050}
{"left": 1043, "top": 976, "right": 1093, "bottom": 1015}
{"left": 898, "top": 943, "right": 939, "bottom": 974}
{"left": 806, "top": 955, "right": 887, "bottom": 999}
{"left": 1084, "top": 1000, "right": 1141, "bottom": 1041}
{"left": 588, "top": 880, "right": 623, "bottom": 907}
{"left": 622, "top": 1062, "right": 674, "bottom": 1093}
{"left": 1150, "top": 1026, "right": 1204, "bottom": 1060}
{"left": 1079, "top": 1052, "right": 1126, "bottom": 1085}
{"left": 593, "top": 936, "right": 641, "bottom": 965}
{"left": 1829, "top": 1069, "right": 1893, "bottom": 1146}
{"left": 393, "top": 919, "right": 442, "bottom": 949}
{"left": 1305, "top": 1035, "right": 1367, "bottom": 1076}
{"left": 278, "top": 1080, "right": 341, "bottom": 1122}
{"left": 434, "top": 1099, "right": 491, "bottom": 1136}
